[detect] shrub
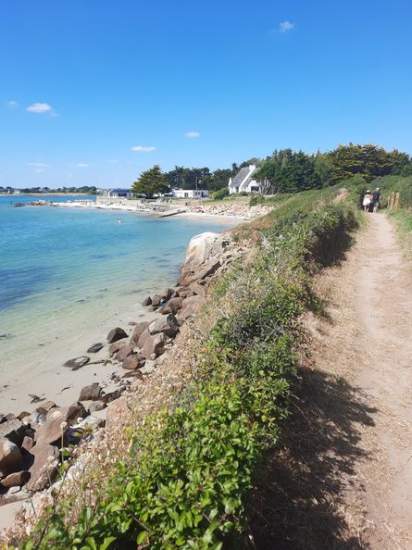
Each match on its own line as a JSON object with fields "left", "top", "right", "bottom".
{"left": 212, "top": 187, "right": 229, "bottom": 200}
{"left": 249, "top": 195, "right": 265, "bottom": 207}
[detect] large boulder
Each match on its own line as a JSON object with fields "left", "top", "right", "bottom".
{"left": 138, "top": 331, "right": 166, "bottom": 359}
{"left": 0, "top": 470, "right": 30, "bottom": 489}
{"left": 0, "top": 438, "right": 23, "bottom": 476}
{"left": 113, "top": 342, "right": 134, "bottom": 363}
{"left": 159, "top": 288, "right": 174, "bottom": 301}
{"left": 0, "top": 418, "right": 26, "bottom": 446}
{"left": 174, "top": 286, "right": 196, "bottom": 299}
{"left": 35, "top": 408, "right": 68, "bottom": 446}
{"left": 130, "top": 321, "right": 150, "bottom": 345}
{"left": 177, "top": 295, "right": 205, "bottom": 322}
{"left": 148, "top": 314, "right": 179, "bottom": 338}
{"left": 184, "top": 232, "right": 222, "bottom": 267}
{"left": 109, "top": 339, "right": 127, "bottom": 357}
{"left": 107, "top": 327, "right": 128, "bottom": 343}
{"left": 179, "top": 232, "right": 229, "bottom": 285}
{"left": 79, "top": 400, "right": 105, "bottom": 414}
{"left": 142, "top": 296, "right": 152, "bottom": 306}
{"left": 159, "top": 297, "right": 183, "bottom": 315}
{"left": 26, "top": 443, "right": 59, "bottom": 492}
{"left": 122, "top": 354, "right": 143, "bottom": 370}
{"left": 101, "top": 384, "right": 126, "bottom": 404}
{"left": 64, "top": 402, "right": 87, "bottom": 424}
{"left": 150, "top": 294, "right": 163, "bottom": 308}
{"left": 79, "top": 383, "right": 102, "bottom": 402}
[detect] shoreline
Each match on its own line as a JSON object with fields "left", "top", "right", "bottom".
{"left": 0, "top": 224, "right": 245, "bottom": 536}
{"left": 48, "top": 198, "right": 267, "bottom": 222}
{"left": 0, "top": 211, "right": 240, "bottom": 417}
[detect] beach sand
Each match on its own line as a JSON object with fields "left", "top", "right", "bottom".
{"left": 0, "top": 299, "right": 158, "bottom": 416}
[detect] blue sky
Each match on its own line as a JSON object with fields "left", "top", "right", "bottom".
{"left": 1, "top": 0, "right": 411, "bottom": 188}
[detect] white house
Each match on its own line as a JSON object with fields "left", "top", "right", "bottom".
{"left": 172, "top": 188, "right": 209, "bottom": 199}
{"left": 99, "top": 188, "right": 133, "bottom": 199}
{"left": 228, "top": 164, "right": 261, "bottom": 194}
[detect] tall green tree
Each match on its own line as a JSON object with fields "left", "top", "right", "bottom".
{"left": 327, "top": 144, "right": 403, "bottom": 183}
{"left": 132, "top": 165, "right": 170, "bottom": 198}
{"left": 255, "top": 149, "right": 322, "bottom": 193}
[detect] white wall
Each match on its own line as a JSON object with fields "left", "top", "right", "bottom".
{"left": 173, "top": 189, "right": 209, "bottom": 199}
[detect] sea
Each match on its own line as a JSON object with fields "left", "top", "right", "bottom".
{"left": 0, "top": 195, "right": 230, "bottom": 412}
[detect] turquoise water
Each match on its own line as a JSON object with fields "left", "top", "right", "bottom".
{"left": 0, "top": 195, "right": 230, "bottom": 411}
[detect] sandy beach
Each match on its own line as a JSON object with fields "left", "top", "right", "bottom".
{"left": 0, "top": 295, "right": 158, "bottom": 416}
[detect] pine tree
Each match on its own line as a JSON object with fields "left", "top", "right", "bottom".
{"left": 132, "top": 165, "right": 170, "bottom": 198}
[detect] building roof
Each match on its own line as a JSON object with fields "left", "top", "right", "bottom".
{"left": 229, "top": 165, "right": 257, "bottom": 190}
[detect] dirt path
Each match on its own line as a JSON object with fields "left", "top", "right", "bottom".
{"left": 311, "top": 213, "right": 412, "bottom": 548}
{"left": 250, "top": 213, "right": 412, "bottom": 549}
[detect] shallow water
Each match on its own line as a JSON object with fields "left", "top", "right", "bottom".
{"left": 0, "top": 195, "right": 230, "bottom": 410}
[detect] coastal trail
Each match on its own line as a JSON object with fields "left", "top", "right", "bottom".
{"left": 251, "top": 213, "right": 412, "bottom": 549}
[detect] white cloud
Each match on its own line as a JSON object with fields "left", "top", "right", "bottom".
{"left": 279, "top": 20, "right": 295, "bottom": 32}
{"left": 76, "top": 163, "right": 89, "bottom": 168}
{"left": 185, "top": 131, "right": 200, "bottom": 139}
{"left": 26, "top": 102, "right": 54, "bottom": 114}
{"left": 130, "top": 145, "right": 156, "bottom": 152}
{"left": 6, "top": 100, "right": 18, "bottom": 109}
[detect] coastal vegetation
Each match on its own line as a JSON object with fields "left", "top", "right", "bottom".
{"left": 22, "top": 187, "right": 358, "bottom": 549}
{"left": 129, "top": 144, "right": 412, "bottom": 198}
{"left": 254, "top": 144, "right": 412, "bottom": 194}
{"left": 374, "top": 174, "right": 412, "bottom": 252}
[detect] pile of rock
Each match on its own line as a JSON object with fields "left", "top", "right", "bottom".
{"left": 103, "top": 233, "right": 239, "bottom": 377}
{"left": 186, "top": 202, "right": 272, "bottom": 219}
{"left": 0, "top": 380, "right": 126, "bottom": 505}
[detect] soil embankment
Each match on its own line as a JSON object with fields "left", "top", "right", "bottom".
{"left": 252, "top": 214, "right": 412, "bottom": 549}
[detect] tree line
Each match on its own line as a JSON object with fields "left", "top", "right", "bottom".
{"left": 132, "top": 144, "right": 412, "bottom": 197}
{"left": 255, "top": 144, "right": 412, "bottom": 193}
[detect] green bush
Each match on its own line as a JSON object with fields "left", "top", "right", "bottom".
{"left": 211, "top": 188, "right": 229, "bottom": 200}
{"left": 249, "top": 195, "right": 265, "bottom": 207}
{"left": 24, "top": 201, "right": 357, "bottom": 550}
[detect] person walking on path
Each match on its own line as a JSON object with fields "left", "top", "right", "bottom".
{"left": 372, "top": 188, "right": 381, "bottom": 212}
{"left": 362, "top": 190, "right": 373, "bottom": 212}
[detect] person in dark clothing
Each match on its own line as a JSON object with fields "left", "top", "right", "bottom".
{"left": 372, "top": 188, "right": 381, "bottom": 212}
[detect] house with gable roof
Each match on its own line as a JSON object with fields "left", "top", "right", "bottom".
{"left": 228, "top": 164, "right": 262, "bottom": 194}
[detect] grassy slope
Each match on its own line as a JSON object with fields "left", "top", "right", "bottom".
{"left": 369, "top": 175, "right": 412, "bottom": 254}
{"left": 22, "top": 187, "right": 359, "bottom": 550}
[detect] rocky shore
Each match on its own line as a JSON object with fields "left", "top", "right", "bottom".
{"left": 48, "top": 197, "right": 271, "bottom": 220}
{"left": 0, "top": 229, "right": 247, "bottom": 540}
